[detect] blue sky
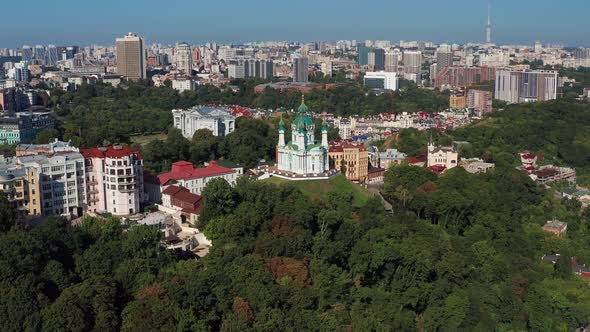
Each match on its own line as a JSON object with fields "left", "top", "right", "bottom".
{"left": 1, "top": 0, "right": 588, "bottom": 47}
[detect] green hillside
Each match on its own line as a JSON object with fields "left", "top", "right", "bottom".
{"left": 264, "top": 174, "right": 373, "bottom": 206}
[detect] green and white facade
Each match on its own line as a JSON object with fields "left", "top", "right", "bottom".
{"left": 276, "top": 96, "right": 329, "bottom": 176}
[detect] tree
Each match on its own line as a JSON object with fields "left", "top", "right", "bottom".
{"left": 199, "top": 178, "right": 237, "bottom": 226}
{"left": 34, "top": 128, "right": 60, "bottom": 144}
{"left": 0, "top": 192, "right": 17, "bottom": 233}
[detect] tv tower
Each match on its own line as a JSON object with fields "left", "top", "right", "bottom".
{"left": 486, "top": 0, "right": 492, "bottom": 44}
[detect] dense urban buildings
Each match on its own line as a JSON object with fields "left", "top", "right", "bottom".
{"left": 0, "top": 111, "right": 54, "bottom": 144}
{"left": 115, "top": 32, "right": 146, "bottom": 80}
{"left": 172, "top": 106, "right": 236, "bottom": 139}
{"left": 467, "top": 89, "right": 493, "bottom": 113}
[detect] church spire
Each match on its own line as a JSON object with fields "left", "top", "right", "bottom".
{"left": 298, "top": 94, "right": 308, "bottom": 113}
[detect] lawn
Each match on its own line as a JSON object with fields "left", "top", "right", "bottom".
{"left": 264, "top": 175, "right": 374, "bottom": 207}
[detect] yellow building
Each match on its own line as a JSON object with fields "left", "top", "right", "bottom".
{"left": 328, "top": 143, "right": 369, "bottom": 183}
{"left": 450, "top": 89, "right": 467, "bottom": 109}
{"left": 0, "top": 160, "right": 41, "bottom": 216}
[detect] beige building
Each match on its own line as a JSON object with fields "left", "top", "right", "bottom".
{"left": 0, "top": 156, "right": 41, "bottom": 216}
{"left": 427, "top": 141, "right": 459, "bottom": 171}
{"left": 329, "top": 144, "right": 369, "bottom": 183}
{"left": 116, "top": 32, "right": 146, "bottom": 81}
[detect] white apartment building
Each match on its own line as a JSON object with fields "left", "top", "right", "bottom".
{"left": 18, "top": 151, "right": 87, "bottom": 217}
{"left": 172, "top": 105, "right": 236, "bottom": 139}
{"left": 363, "top": 71, "right": 399, "bottom": 91}
{"left": 81, "top": 145, "right": 145, "bottom": 216}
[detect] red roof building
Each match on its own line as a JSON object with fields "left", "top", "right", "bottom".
{"left": 158, "top": 161, "right": 239, "bottom": 195}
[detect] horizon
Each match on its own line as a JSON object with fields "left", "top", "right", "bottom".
{"left": 0, "top": 0, "right": 588, "bottom": 48}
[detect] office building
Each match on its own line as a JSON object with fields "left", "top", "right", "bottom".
{"left": 368, "top": 48, "right": 385, "bottom": 70}
{"left": 81, "top": 145, "right": 146, "bottom": 216}
{"left": 495, "top": 70, "right": 558, "bottom": 104}
{"left": 293, "top": 57, "right": 309, "bottom": 82}
{"left": 172, "top": 105, "right": 236, "bottom": 139}
{"left": 357, "top": 45, "right": 373, "bottom": 66}
{"left": 364, "top": 72, "right": 399, "bottom": 91}
{"left": 175, "top": 42, "right": 193, "bottom": 74}
{"left": 116, "top": 32, "right": 146, "bottom": 81}
{"left": 46, "top": 45, "right": 59, "bottom": 66}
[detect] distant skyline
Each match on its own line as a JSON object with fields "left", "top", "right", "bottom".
{"left": 0, "top": 0, "right": 588, "bottom": 48}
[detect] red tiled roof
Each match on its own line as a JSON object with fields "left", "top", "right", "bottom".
{"left": 158, "top": 160, "right": 236, "bottom": 185}
{"left": 162, "top": 185, "right": 187, "bottom": 196}
{"left": 174, "top": 190, "right": 202, "bottom": 205}
{"left": 521, "top": 152, "right": 536, "bottom": 159}
{"left": 81, "top": 146, "right": 142, "bottom": 159}
{"left": 535, "top": 168, "right": 559, "bottom": 177}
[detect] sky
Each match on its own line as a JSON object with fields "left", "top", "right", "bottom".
{"left": 0, "top": 0, "right": 588, "bottom": 48}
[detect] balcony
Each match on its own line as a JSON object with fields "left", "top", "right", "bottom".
{"left": 88, "top": 197, "right": 99, "bottom": 203}
{"left": 87, "top": 180, "right": 99, "bottom": 185}
{"left": 87, "top": 189, "right": 99, "bottom": 194}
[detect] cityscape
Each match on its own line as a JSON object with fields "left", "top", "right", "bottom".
{"left": 1, "top": 0, "right": 590, "bottom": 330}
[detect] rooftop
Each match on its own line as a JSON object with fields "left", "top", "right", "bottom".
{"left": 158, "top": 160, "right": 236, "bottom": 185}
{"left": 81, "top": 145, "right": 142, "bottom": 159}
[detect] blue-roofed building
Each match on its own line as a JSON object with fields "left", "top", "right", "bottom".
{"left": 172, "top": 105, "right": 235, "bottom": 139}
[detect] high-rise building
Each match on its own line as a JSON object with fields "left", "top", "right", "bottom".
{"left": 228, "top": 61, "right": 246, "bottom": 79}
{"left": 467, "top": 90, "right": 493, "bottom": 113}
{"left": 436, "top": 44, "right": 453, "bottom": 76}
{"left": 46, "top": 45, "right": 59, "bottom": 66}
{"left": 495, "top": 70, "right": 558, "bottom": 104}
{"left": 293, "top": 57, "right": 309, "bottom": 82}
{"left": 357, "top": 45, "right": 373, "bottom": 66}
{"left": 116, "top": 32, "right": 146, "bottom": 81}
{"left": 368, "top": 48, "right": 385, "bottom": 71}
{"left": 259, "top": 60, "right": 273, "bottom": 80}
{"left": 175, "top": 42, "right": 193, "bottom": 74}
{"left": 385, "top": 49, "right": 402, "bottom": 72}
{"left": 402, "top": 50, "right": 422, "bottom": 77}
